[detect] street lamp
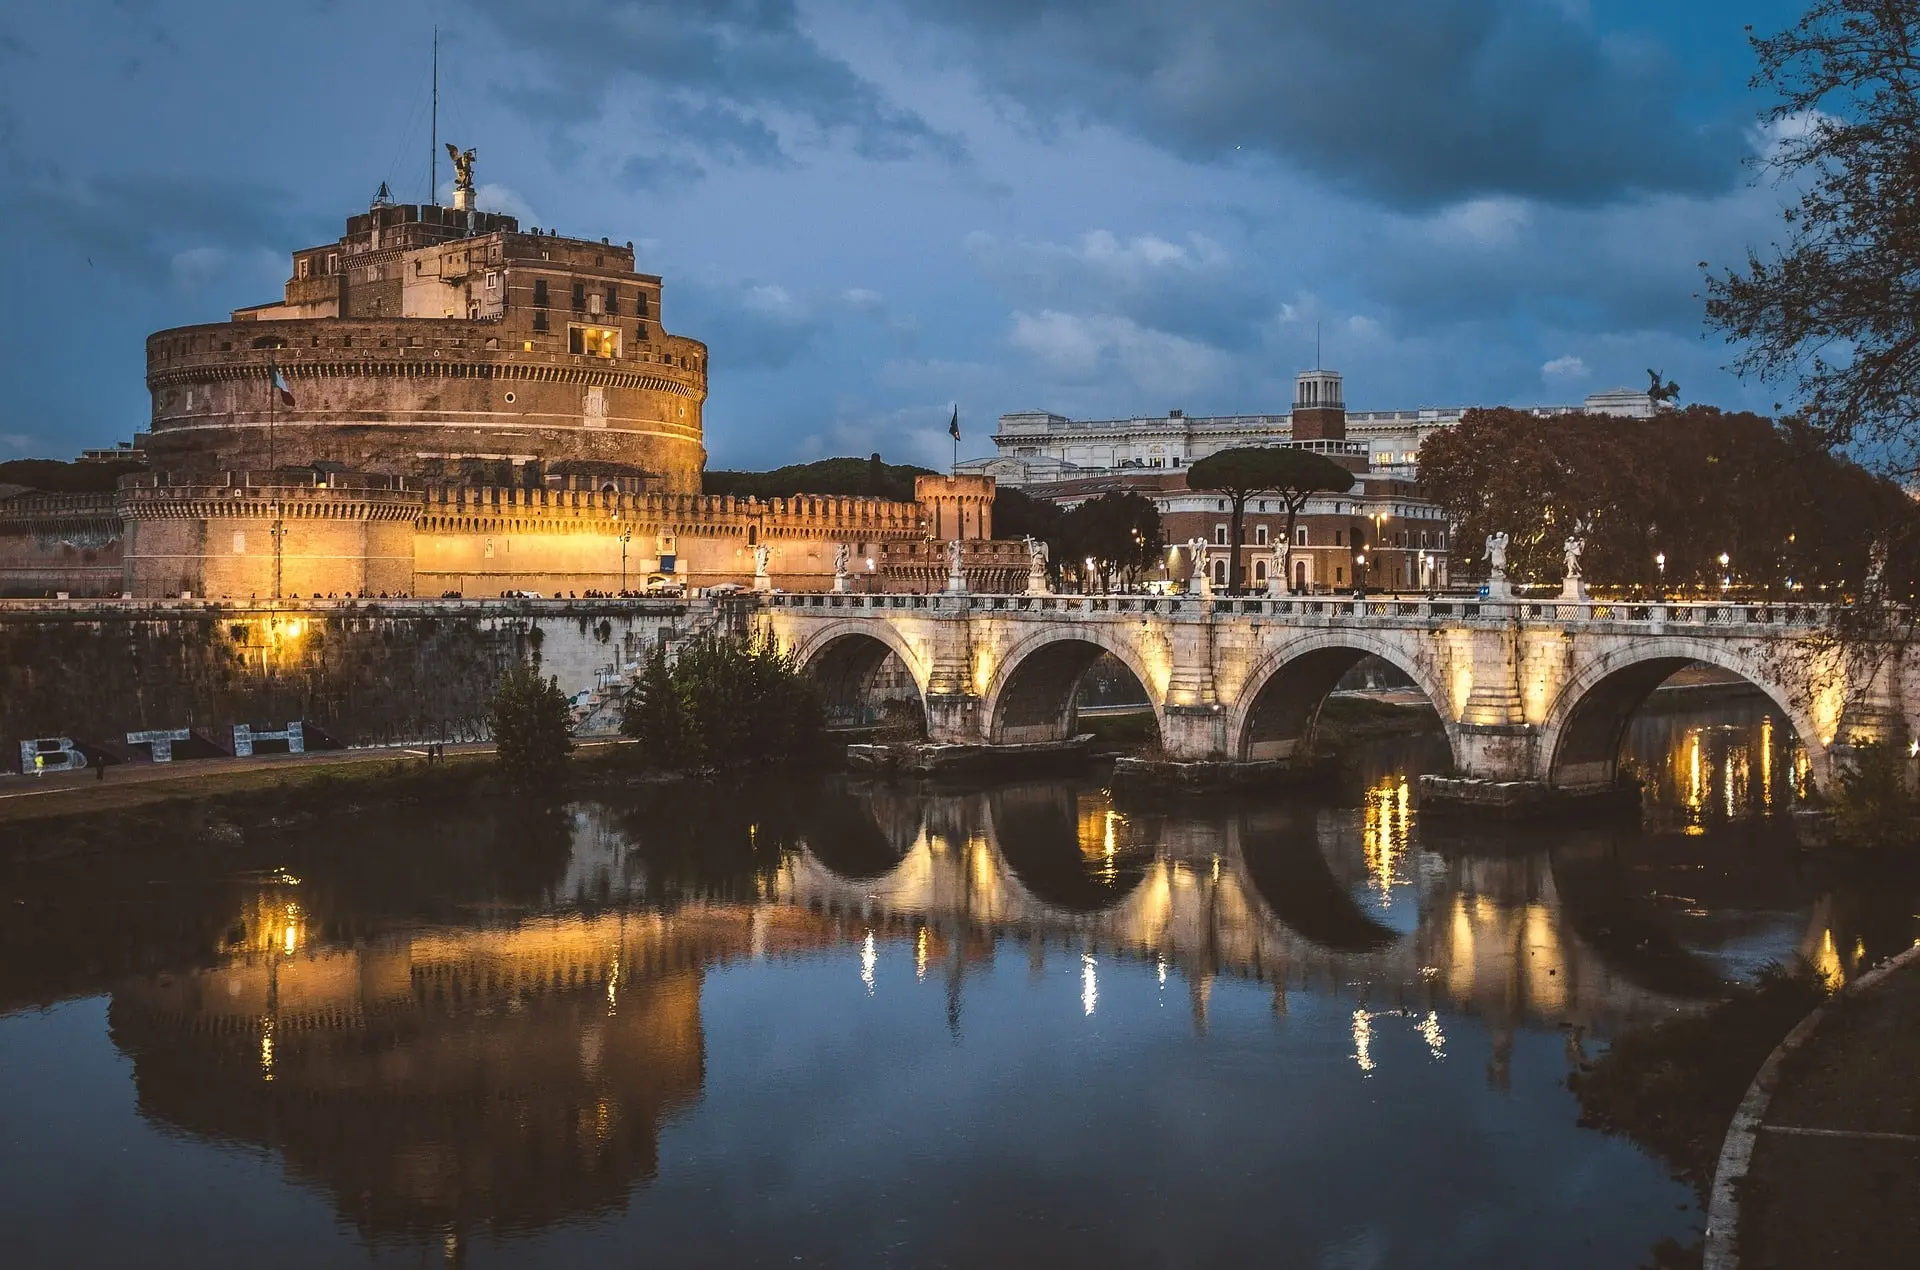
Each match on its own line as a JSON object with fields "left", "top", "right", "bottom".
{"left": 1369, "top": 509, "right": 1391, "bottom": 591}
{"left": 1718, "top": 551, "right": 1731, "bottom": 594}
{"left": 1085, "top": 556, "right": 1098, "bottom": 594}
{"left": 617, "top": 523, "right": 633, "bottom": 594}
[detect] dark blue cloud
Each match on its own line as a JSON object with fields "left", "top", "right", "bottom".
{"left": 916, "top": 0, "right": 1746, "bottom": 209}
{"left": 465, "top": 0, "right": 965, "bottom": 173}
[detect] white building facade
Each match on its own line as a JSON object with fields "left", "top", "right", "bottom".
{"left": 965, "top": 383, "right": 1658, "bottom": 487}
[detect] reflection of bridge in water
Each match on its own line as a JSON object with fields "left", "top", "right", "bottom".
{"left": 777, "top": 781, "right": 1754, "bottom": 1056}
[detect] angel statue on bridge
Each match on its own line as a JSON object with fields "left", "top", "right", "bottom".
{"left": 1484, "top": 532, "right": 1510, "bottom": 578}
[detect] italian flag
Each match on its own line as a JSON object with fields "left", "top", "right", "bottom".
{"left": 270, "top": 364, "right": 295, "bottom": 407}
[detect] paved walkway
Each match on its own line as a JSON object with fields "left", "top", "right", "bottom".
{"left": 1726, "top": 948, "right": 1920, "bottom": 1268}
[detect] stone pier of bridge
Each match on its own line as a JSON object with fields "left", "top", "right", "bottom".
{"left": 764, "top": 592, "right": 1917, "bottom": 800}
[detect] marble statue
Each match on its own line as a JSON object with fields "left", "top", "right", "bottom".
{"left": 1485, "top": 532, "right": 1510, "bottom": 577}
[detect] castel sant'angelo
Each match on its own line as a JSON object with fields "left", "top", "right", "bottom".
{"left": 0, "top": 150, "right": 1014, "bottom": 599}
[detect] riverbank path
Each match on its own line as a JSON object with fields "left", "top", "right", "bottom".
{"left": 1732, "top": 949, "right": 1920, "bottom": 1267}
{"left": 0, "top": 739, "right": 632, "bottom": 823}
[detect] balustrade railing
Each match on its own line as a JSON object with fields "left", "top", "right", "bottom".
{"left": 763, "top": 590, "right": 1841, "bottom": 629}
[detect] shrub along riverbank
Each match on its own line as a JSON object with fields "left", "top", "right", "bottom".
{"left": 1567, "top": 963, "right": 1830, "bottom": 1269}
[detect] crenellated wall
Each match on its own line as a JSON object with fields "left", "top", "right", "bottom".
{"left": 1, "top": 473, "right": 1002, "bottom": 601}
{"left": 119, "top": 473, "right": 419, "bottom": 600}
{"left": 0, "top": 492, "right": 124, "bottom": 597}
{"left": 411, "top": 484, "right": 926, "bottom": 594}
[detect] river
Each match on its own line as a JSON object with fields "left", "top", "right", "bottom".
{"left": 2, "top": 691, "right": 1915, "bottom": 1268}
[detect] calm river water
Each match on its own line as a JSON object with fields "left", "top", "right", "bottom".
{"left": 4, "top": 691, "right": 1917, "bottom": 1269}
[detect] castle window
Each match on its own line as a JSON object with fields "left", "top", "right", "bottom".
{"left": 533, "top": 311, "right": 548, "bottom": 333}
{"left": 1213, "top": 525, "right": 1228, "bottom": 546}
{"left": 297, "top": 257, "right": 310, "bottom": 279}
{"left": 1255, "top": 525, "right": 1268, "bottom": 545}
{"left": 533, "top": 279, "right": 549, "bottom": 307}
{"left": 485, "top": 271, "right": 498, "bottom": 291}
{"left": 637, "top": 292, "right": 650, "bottom": 317}
{"left": 569, "top": 325, "right": 619, "bottom": 358}
{"left": 571, "top": 282, "right": 586, "bottom": 311}
{"left": 635, "top": 320, "right": 649, "bottom": 341}
{"left": 1334, "top": 530, "right": 1343, "bottom": 546}
{"left": 605, "top": 287, "right": 620, "bottom": 315}
{"left": 326, "top": 252, "right": 338, "bottom": 274}
{"left": 1295, "top": 527, "right": 1308, "bottom": 546}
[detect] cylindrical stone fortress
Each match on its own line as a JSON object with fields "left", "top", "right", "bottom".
{"left": 143, "top": 195, "right": 708, "bottom": 492}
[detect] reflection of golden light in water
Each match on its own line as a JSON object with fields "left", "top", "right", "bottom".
{"left": 1524, "top": 903, "right": 1567, "bottom": 1014}
{"left": 1761, "top": 715, "right": 1774, "bottom": 809}
{"left": 914, "top": 927, "right": 929, "bottom": 982}
{"left": 1813, "top": 928, "right": 1843, "bottom": 987}
{"left": 1363, "top": 775, "right": 1411, "bottom": 906}
{"left": 1156, "top": 957, "right": 1168, "bottom": 988}
{"left": 278, "top": 902, "right": 304, "bottom": 956}
{"left": 1418, "top": 1011, "right": 1446, "bottom": 1060}
{"left": 1081, "top": 954, "right": 1098, "bottom": 1016}
{"left": 606, "top": 955, "right": 621, "bottom": 1015}
{"left": 860, "top": 931, "right": 876, "bottom": 995}
{"left": 1351, "top": 1009, "right": 1375, "bottom": 1074}
{"left": 1448, "top": 895, "right": 1476, "bottom": 998}
{"left": 259, "top": 1015, "right": 275, "bottom": 1083}
{"left": 1075, "top": 795, "right": 1126, "bottom": 886}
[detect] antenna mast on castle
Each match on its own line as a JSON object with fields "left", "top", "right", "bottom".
{"left": 430, "top": 28, "right": 438, "bottom": 205}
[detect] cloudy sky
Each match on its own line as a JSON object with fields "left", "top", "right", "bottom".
{"left": 0, "top": 0, "right": 1808, "bottom": 470}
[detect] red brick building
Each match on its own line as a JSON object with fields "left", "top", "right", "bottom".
{"left": 1027, "top": 370, "right": 1451, "bottom": 594}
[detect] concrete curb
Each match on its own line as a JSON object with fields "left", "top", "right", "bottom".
{"left": 1701, "top": 939, "right": 1920, "bottom": 1270}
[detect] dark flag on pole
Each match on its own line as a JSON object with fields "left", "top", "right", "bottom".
{"left": 948, "top": 405, "right": 960, "bottom": 441}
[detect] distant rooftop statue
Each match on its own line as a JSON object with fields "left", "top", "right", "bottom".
{"left": 446, "top": 144, "right": 476, "bottom": 211}
{"left": 1645, "top": 368, "right": 1681, "bottom": 406}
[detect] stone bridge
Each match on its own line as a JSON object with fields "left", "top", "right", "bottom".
{"left": 762, "top": 592, "right": 1911, "bottom": 794}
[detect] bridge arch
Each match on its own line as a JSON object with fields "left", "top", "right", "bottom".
{"left": 1226, "top": 630, "right": 1454, "bottom": 763}
{"left": 981, "top": 625, "right": 1165, "bottom": 746}
{"left": 786, "top": 620, "right": 929, "bottom": 731}
{"left": 1537, "top": 638, "right": 1829, "bottom": 790}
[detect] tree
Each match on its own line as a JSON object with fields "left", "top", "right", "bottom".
{"left": 1188, "top": 447, "right": 1356, "bottom": 593}
{"left": 1417, "top": 406, "right": 1920, "bottom": 595}
{"left": 1706, "top": 2, "right": 1920, "bottom": 472}
{"left": 622, "top": 633, "right": 823, "bottom": 770}
{"left": 489, "top": 662, "right": 575, "bottom": 791}
{"left": 704, "top": 456, "right": 933, "bottom": 503}
{"left": 992, "top": 485, "right": 1063, "bottom": 544}
{"left": 1053, "top": 491, "right": 1164, "bottom": 591}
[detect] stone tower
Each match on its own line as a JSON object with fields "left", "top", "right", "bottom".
{"left": 1290, "top": 368, "right": 1346, "bottom": 442}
